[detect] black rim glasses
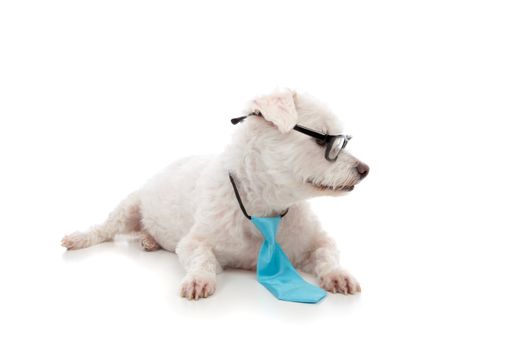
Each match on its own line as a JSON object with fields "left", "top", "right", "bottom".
{"left": 231, "top": 112, "right": 351, "bottom": 162}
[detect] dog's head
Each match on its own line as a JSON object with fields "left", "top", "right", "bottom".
{"left": 230, "top": 90, "right": 369, "bottom": 202}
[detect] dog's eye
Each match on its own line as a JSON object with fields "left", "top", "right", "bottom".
{"left": 315, "top": 139, "right": 326, "bottom": 146}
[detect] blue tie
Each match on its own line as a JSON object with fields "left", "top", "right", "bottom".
{"left": 251, "top": 216, "right": 327, "bottom": 303}
{"left": 229, "top": 173, "right": 326, "bottom": 303}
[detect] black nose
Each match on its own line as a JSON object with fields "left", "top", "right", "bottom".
{"left": 356, "top": 162, "right": 369, "bottom": 179}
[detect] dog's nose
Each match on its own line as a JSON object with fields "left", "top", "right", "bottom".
{"left": 356, "top": 162, "right": 369, "bottom": 179}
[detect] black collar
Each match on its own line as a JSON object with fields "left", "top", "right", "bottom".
{"left": 228, "top": 173, "right": 289, "bottom": 220}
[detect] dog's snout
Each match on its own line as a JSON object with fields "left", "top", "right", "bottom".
{"left": 356, "top": 162, "right": 369, "bottom": 179}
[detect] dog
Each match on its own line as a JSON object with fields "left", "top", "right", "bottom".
{"left": 61, "top": 90, "right": 370, "bottom": 300}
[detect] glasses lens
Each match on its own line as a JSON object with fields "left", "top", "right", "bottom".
{"left": 328, "top": 136, "right": 345, "bottom": 160}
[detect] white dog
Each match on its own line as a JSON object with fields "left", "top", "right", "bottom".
{"left": 62, "top": 90, "right": 369, "bottom": 300}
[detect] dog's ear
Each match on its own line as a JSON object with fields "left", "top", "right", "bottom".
{"left": 249, "top": 90, "right": 298, "bottom": 133}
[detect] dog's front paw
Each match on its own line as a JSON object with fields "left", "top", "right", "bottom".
{"left": 319, "top": 269, "right": 361, "bottom": 295}
{"left": 180, "top": 272, "right": 216, "bottom": 300}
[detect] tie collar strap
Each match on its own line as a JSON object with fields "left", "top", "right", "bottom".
{"left": 228, "top": 173, "right": 288, "bottom": 220}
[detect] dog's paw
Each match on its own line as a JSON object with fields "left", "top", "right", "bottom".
{"left": 319, "top": 269, "right": 361, "bottom": 295}
{"left": 140, "top": 234, "right": 161, "bottom": 252}
{"left": 180, "top": 272, "right": 216, "bottom": 300}
{"left": 61, "top": 232, "right": 89, "bottom": 250}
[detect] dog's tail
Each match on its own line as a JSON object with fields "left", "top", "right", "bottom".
{"left": 61, "top": 192, "right": 142, "bottom": 250}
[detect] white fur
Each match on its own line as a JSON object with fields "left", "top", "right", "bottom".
{"left": 62, "top": 90, "right": 367, "bottom": 300}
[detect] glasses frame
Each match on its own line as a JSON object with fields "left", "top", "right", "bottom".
{"left": 231, "top": 113, "right": 352, "bottom": 162}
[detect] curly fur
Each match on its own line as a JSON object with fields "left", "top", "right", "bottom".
{"left": 62, "top": 90, "right": 369, "bottom": 300}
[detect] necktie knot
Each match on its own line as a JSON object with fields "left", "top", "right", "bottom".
{"left": 250, "top": 216, "right": 280, "bottom": 244}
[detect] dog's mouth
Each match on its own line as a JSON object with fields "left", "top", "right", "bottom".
{"left": 306, "top": 179, "right": 355, "bottom": 192}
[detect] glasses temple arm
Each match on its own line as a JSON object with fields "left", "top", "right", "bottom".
{"left": 293, "top": 124, "right": 328, "bottom": 141}
{"left": 231, "top": 115, "right": 330, "bottom": 144}
{"left": 231, "top": 116, "right": 248, "bottom": 125}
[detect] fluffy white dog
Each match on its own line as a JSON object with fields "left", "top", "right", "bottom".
{"left": 62, "top": 90, "right": 369, "bottom": 300}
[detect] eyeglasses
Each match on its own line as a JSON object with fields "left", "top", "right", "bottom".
{"left": 231, "top": 113, "right": 352, "bottom": 162}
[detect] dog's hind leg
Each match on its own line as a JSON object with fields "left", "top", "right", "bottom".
{"left": 61, "top": 192, "right": 143, "bottom": 250}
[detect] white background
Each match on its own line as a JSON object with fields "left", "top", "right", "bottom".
{"left": 1, "top": 1, "right": 524, "bottom": 349}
